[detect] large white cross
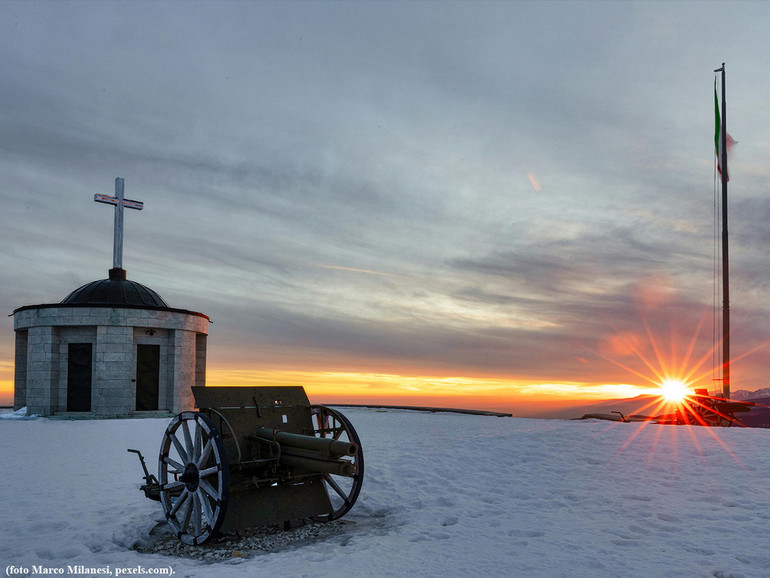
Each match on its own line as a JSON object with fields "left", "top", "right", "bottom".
{"left": 94, "top": 177, "right": 144, "bottom": 270}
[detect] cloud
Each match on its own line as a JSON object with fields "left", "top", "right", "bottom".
{"left": 4, "top": 1, "right": 770, "bottom": 401}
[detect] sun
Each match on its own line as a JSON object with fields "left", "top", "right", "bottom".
{"left": 658, "top": 379, "right": 691, "bottom": 403}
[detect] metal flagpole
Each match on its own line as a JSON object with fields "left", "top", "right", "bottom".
{"left": 715, "top": 63, "right": 730, "bottom": 400}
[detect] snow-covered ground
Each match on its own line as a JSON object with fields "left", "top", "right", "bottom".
{"left": 2, "top": 407, "right": 770, "bottom": 577}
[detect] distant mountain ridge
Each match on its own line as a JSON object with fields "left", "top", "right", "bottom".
{"left": 731, "top": 394, "right": 770, "bottom": 429}
{"left": 536, "top": 395, "right": 660, "bottom": 420}
{"left": 730, "top": 388, "right": 770, "bottom": 400}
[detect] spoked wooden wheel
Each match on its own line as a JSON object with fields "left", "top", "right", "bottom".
{"left": 309, "top": 405, "right": 364, "bottom": 521}
{"left": 158, "top": 411, "right": 229, "bottom": 545}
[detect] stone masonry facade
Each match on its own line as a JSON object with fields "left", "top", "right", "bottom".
{"left": 13, "top": 305, "right": 208, "bottom": 417}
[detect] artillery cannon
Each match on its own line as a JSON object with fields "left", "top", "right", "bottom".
{"left": 129, "top": 386, "right": 364, "bottom": 545}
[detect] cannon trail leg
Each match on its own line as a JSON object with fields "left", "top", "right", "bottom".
{"left": 309, "top": 405, "right": 364, "bottom": 521}
{"left": 158, "top": 411, "right": 229, "bottom": 545}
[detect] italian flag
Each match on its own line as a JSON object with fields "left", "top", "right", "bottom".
{"left": 715, "top": 81, "right": 736, "bottom": 181}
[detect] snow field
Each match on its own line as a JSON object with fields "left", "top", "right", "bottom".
{"left": 1, "top": 408, "right": 769, "bottom": 577}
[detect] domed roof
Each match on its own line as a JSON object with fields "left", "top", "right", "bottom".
{"left": 61, "top": 268, "right": 169, "bottom": 308}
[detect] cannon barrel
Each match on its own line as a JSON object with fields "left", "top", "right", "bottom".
{"left": 279, "top": 453, "right": 355, "bottom": 476}
{"left": 253, "top": 427, "right": 358, "bottom": 458}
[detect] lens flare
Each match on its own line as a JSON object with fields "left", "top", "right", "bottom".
{"left": 659, "top": 379, "right": 691, "bottom": 403}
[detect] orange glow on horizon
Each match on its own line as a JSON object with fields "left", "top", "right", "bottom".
{"left": 203, "top": 366, "right": 654, "bottom": 411}
{"left": 0, "top": 359, "right": 661, "bottom": 413}
{"left": 0, "top": 359, "right": 13, "bottom": 405}
{"left": 0, "top": 364, "right": 707, "bottom": 411}
{"left": 0, "top": 381, "right": 12, "bottom": 405}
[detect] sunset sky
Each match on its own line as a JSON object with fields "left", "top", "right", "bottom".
{"left": 3, "top": 1, "right": 770, "bottom": 415}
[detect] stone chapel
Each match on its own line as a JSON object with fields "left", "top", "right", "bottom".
{"left": 12, "top": 178, "right": 209, "bottom": 417}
